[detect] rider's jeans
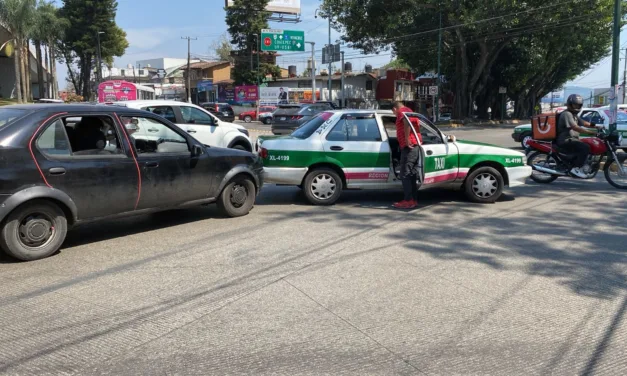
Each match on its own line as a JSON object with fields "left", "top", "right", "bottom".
{"left": 558, "top": 139, "right": 591, "bottom": 167}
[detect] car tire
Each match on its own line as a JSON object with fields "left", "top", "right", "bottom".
{"left": 0, "top": 200, "right": 68, "bottom": 261}
{"left": 232, "top": 144, "right": 248, "bottom": 151}
{"left": 244, "top": 116, "right": 253, "bottom": 123}
{"left": 520, "top": 132, "right": 533, "bottom": 149}
{"left": 217, "top": 175, "right": 256, "bottom": 217}
{"left": 263, "top": 118, "right": 271, "bottom": 125}
{"left": 303, "top": 168, "right": 343, "bottom": 205}
{"left": 464, "top": 167, "right": 504, "bottom": 204}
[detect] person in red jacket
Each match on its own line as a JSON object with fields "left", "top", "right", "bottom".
{"left": 392, "top": 102, "right": 422, "bottom": 209}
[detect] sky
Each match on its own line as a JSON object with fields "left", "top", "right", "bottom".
{"left": 54, "top": 0, "right": 623, "bottom": 92}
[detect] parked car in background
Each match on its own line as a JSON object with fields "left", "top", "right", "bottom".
{"left": 239, "top": 106, "right": 277, "bottom": 124}
{"left": 0, "top": 104, "right": 263, "bottom": 261}
{"left": 115, "top": 100, "right": 253, "bottom": 151}
{"left": 440, "top": 112, "right": 452, "bottom": 121}
{"left": 199, "top": 102, "right": 236, "bottom": 123}
{"left": 271, "top": 103, "right": 334, "bottom": 135}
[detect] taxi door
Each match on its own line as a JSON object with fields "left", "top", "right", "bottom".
{"left": 403, "top": 112, "right": 459, "bottom": 187}
{"left": 323, "top": 112, "right": 392, "bottom": 186}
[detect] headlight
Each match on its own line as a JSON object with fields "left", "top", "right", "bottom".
{"left": 238, "top": 128, "right": 249, "bottom": 137}
{"left": 522, "top": 153, "right": 528, "bottom": 165}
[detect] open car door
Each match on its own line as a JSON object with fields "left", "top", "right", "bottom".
{"left": 403, "top": 112, "right": 459, "bottom": 187}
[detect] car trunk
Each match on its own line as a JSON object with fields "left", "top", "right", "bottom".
{"left": 272, "top": 106, "right": 302, "bottom": 124}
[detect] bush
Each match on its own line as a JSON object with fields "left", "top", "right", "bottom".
{"left": 64, "top": 94, "right": 84, "bottom": 103}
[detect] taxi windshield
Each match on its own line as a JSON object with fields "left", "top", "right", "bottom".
{"left": 291, "top": 112, "right": 334, "bottom": 139}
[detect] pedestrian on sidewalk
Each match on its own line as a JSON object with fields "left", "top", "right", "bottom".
{"left": 392, "top": 101, "right": 422, "bottom": 209}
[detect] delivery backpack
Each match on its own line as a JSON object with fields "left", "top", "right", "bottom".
{"left": 531, "top": 112, "right": 561, "bottom": 141}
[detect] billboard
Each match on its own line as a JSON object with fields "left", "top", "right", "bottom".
{"left": 225, "top": 0, "right": 300, "bottom": 15}
{"left": 260, "top": 87, "right": 320, "bottom": 105}
{"left": 218, "top": 84, "right": 235, "bottom": 103}
{"left": 235, "top": 85, "right": 259, "bottom": 103}
{"left": 98, "top": 80, "right": 137, "bottom": 103}
{"left": 260, "top": 86, "right": 290, "bottom": 105}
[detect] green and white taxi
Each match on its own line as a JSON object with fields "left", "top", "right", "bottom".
{"left": 258, "top": 110, "right": 532, "bottom": 205}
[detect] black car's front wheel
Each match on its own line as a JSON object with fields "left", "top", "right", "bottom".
{"left": 217, "top": 175, "right": 256, "bottom": 217}
{"left": 0, "top": 200, "right": 68, "bottom": 261}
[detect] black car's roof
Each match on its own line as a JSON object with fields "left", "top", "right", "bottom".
{"left": 2, "top": 104, "right": 145, "bottom": 114}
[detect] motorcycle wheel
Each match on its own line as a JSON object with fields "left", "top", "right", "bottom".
{"left": 528, "top": 151, "right": 559, "bottom": 184}
{"left": 604, "top": 155, "right": 627, "bottom": 189}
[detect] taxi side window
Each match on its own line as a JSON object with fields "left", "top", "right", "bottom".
{"left": 327, "top": 116, "right": 381, "bottom": 142}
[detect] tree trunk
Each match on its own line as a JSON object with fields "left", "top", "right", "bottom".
{"left": 50, "top": 44, "right": 58, "bottom": 98}
{"left": 454, "top": 28, "right": 469, "bottom": 119}
{"left": 13, "top": 40, "right": 22, "bottom": 103}
{"left": 35, "top": 40, "right": 45, "bottom": 99}
{"left": 44, "top": 44, "right": 50, "bottom": 98}
{"left": 26, "top": 42, "right": 33, "bottom": 101}
{"left": 80, "top": 56, "right": 93, "bottom": 99}
{"left": 20, "top": 44, "right": 28, "bottom": 102}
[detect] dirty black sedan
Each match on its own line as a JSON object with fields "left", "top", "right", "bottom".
{"left": 0, "top": 104, "right": 263, "bottom": 261}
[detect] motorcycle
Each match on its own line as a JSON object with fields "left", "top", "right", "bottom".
{"left": 527, "top": 129, "right": 627, "bottom": 189}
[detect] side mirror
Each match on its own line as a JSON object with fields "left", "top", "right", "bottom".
{"left": 191, "top": 144, "right": 203, "bottom": 157}
{"left": 447, "top": 135, "right": 457, "bottom": 143}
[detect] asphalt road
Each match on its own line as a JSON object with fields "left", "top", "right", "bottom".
{"left": 1, "top": 128, "right": 626, "bottom": 375}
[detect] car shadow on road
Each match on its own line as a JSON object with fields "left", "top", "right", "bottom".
{"left": 256, "top": 184, "right": 516, "bottom": 210}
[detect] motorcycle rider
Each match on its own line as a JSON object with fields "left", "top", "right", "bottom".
{"left": 556, "top": 94, "right": 603, "bottom": 178}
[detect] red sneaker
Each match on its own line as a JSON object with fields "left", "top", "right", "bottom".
{"left": 393, "top": 200, "right": 417, "bottom": 209}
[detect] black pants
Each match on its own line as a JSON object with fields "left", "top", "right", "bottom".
{"left": 400, "top": 146, "right": 420, "bottom": 201}
{"left": 558, "top": 139, "right": 590, "bottom": 167}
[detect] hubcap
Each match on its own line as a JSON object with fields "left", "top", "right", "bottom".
{"left": 311, "top": 174, "right": 336, "bottom": 200}
{"left": 230, "top": 184, "right": 248, "bottom": 207}
{"left": 522, "top": 136, "right": 532, "bottom": 148}
{"left": 18, "top": 214, "right": 54, "bottom": 248}
{"left": 472, "top": 173, "right": 498, "bottom": 198}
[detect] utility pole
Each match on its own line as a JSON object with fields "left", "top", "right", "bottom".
{"left": 96, "top": 31, "right": 104, "bottom": 85}
{"left": 306, "top": 41, "right": 316, "bottom": 103}
{"left": 622, "top": 47, "right": 627, "bottom": 105}
{"left": 254, "top": 34, "right": 260, "bottom": 86}
{"left": 435, "top": 10, "right": 442, "bottom": 122}
{"left": 609, "top": 0, "right": 621, "bottom": 133}
{"left": 328, "top": 17, "right": 332, "bottom": 103}
{"left": 182, "top": 36, "right": 197, "bottom": 103}
{"left": 340, "top": 51, "right": 345, "bottom": 108}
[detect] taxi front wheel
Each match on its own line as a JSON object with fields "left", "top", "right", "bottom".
{"left": 464, "top": 167, "right": 504, "bottom": 204}
{"left": 303, "top": 168, "right": 343, "bottom": 205}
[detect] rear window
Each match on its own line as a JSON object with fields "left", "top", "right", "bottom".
{"left": 274, "top": 106, "right": 302, "bottom": 116}
{"left": 291, "top": 112, "right": 334, "bottom": 139}
{"left": 219, "top": 105, "right": 233, "bottom": 112}
{"left": 0, "top": 109, "right": 27, "bottom": 128}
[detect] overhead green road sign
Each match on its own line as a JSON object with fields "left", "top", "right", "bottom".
{"left": 261, "top": 29, "right": 305, "bottom": 52}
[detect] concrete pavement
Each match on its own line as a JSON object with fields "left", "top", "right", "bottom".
{"left": 0, "top": 129, "right": 625, "bottom": 375}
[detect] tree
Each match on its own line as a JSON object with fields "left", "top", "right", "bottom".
{"left": 211, "top": 33, "right": 234, "bottom": 63}
{"left": 0, "top": 0, "right": 36, "bottom": 103}
{"left": 382, "top": 59, "right": 411, "bottom": 70}
{"left": 225, "top": 0, "right": 281, "bottom": 84}
{"left": 323, "top": 0, "right": 624, "bottom": 119}
{"left": 58, "top": 0, "right": 128, "bottom": 98}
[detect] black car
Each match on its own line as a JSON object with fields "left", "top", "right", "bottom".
{"left": 0, "top": 104, "right": 263, "bottom": 261}
{"left": 271, "top": 103, "right": 334, "bottom": 135}
{"left": 200, "top": 102, "right": 236, "bottom": 123}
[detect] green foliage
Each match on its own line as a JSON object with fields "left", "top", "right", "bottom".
{"left": 211, "top": 33, "right": 234, "bottom": 63}
{"left": 324, "top": 0, "right": 625, "bottom": 118}
{"left": 382, "top": 59, "right": 411, "bottom": 70}
{"left": 225, "top": 0, "right": 280, "bottom": 85}
{"left": 58, "top": 0, "right": 128, "bottom": 98}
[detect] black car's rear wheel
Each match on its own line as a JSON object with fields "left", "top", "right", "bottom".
{"left": 217, "top": 175, "right": 256, "bottom": 217}
{"left": 0, "top": 200, "right": 68, "bottom": 261}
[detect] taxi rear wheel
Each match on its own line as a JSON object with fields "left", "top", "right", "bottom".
{"left": 464, "top": 167, "right": 504, "bottom": 204}
{"left": 303, "top": 168, "right": 343, "bottom": 205}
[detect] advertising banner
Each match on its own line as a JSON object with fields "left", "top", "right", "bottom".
{"left": 235, "top": 85, "right": 259, "bottom": 103}
{"left": 260, "top": 86, "right": 290, "bottom": 105}
{"left": 197, "top": 80, "right": 213, "bottom": 92}
{"left": 288, "top": 88, "right": 320, "bottom": 103}
{"left": 226, "top": 0, "right": 301, "bottom": 15}
{"left": 98, "top": 80, "right": 137, "bottom": 103}
{"left": 218, "top": 84, "right": 235, "bottom": 103}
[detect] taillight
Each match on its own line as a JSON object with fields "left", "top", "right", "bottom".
{"left": 259, "top": 147, "right": 268, "bottom": 159}
{"left": 291, "top": 115, "right": 303, "bottom": 120}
